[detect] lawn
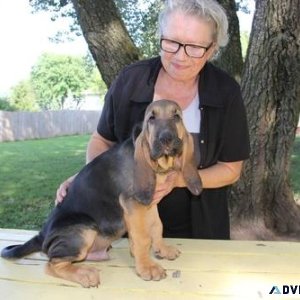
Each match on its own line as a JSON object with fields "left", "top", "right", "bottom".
{"left": 0, "top": 135, "right": 90, "bottom": 229}
{"left": 0, "top": 135, "right": 299, "bottom": 230}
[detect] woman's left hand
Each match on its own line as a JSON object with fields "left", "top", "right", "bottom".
{"left": 152, "top": 171, "right": 185, "bottom": 204}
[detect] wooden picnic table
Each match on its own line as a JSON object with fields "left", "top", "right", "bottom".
{"left": 0, "top": 228, "right": 299, "bottom": 299}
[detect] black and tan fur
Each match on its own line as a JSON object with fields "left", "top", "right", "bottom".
{"left": 1, "top": 100, "right": 202, "bottom": 287}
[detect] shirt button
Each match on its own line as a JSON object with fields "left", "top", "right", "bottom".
{"left": 200, "top": 140, "right": 204, "bottom": 144}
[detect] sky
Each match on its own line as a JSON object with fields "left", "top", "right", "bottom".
{"left": 0, "top": 0, "right": 88, "bottom": 96}
{"left": 0, "top": 0, "right": 254, "bottom": 97}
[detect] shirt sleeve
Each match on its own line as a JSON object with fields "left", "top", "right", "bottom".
{"left": 219, "top": 87, "right": 250, "bottom": 162}
{"left": 96, "top": 77, "right": 120, "bottom": 142}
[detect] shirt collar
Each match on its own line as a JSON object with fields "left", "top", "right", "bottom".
{"left": 132, "top": 57, "right": 224, "bottom": 108}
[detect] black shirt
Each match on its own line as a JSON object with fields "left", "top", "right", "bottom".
{"left": 97, "top": 57, "right": 250, "bottom": 239}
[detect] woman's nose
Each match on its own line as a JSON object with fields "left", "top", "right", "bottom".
{"left": 174, "top": 45, "right": 188, "bottom": 59}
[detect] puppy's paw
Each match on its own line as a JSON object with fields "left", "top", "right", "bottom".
{"left": 46, "top": 261, "right": 100, "bottom": 288}
{"left": 154, "top": 244, "right": 181, "bottom": 260}
{"left": 136, "top": 261, "right": 167, "bottom": 281}
{"left": 75, "top": 266, "right": 100, "bottom": 288}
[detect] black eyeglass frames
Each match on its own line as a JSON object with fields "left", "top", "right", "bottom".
{"left": 160, "top": 38, "right": 213, "bottom": 58}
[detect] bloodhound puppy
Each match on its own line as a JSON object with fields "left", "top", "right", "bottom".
{"left": 1, "top": 99, "right": 202, "bottom": 288}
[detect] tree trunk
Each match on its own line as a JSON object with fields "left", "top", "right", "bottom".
{"left": 214, "top": 0, "right": 243, "bottom": 81}
{"left": 230, "top": 0, "right": 300, "bottom": 240}
{"left": 71, "top": 0, "right": 140, "bottom": 87}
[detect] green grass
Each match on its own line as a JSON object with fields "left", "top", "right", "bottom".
{"left": 0, "top": 135, "right": 299, "bottom": 230}
{"left": 0, "top": 135, "right": 90, "bottom": 229}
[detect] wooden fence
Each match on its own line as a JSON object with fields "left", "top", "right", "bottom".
{"left": 0, "top": 110, "right": 100, "bottom": 142}
{"left": 1, "top": 110, "right": 299, "bottom": 142}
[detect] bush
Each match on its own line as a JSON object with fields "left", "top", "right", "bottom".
{"left": 0, "top": 97, "right": 15, "bottom": 111}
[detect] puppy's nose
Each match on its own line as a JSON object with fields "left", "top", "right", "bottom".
{"left": 158, "top": 130, "right": 174, "bottom": 145}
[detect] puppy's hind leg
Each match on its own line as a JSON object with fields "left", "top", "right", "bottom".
{"left": 44, "top": 227, "right": 100, "bottom": 288}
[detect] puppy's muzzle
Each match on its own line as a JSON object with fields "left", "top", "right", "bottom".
{"left": 151, "top": 129, "right": 183, "bottom": 160}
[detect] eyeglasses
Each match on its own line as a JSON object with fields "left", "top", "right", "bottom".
{"left": 160, "top": 38, "right": 213, "bottom": 58}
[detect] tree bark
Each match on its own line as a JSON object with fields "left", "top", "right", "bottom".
{"left": 214, "top": 0, "right": 243, "bottom": 81}
{"left": 71, "top": 0, "right": 140, "bottom": 87}
{"left": 230, "top": 0, "right": 300, "bottom": 240}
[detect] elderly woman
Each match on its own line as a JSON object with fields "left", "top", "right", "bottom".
{"left": 57, "top": 0, "right": 250, "bottom": 239}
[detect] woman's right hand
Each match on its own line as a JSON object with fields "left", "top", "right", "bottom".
{"left": 55, "top": 173, "right": 77, "bottom": 205}
{"left": 54, "top": 132, "right": 114, "bottom": 205}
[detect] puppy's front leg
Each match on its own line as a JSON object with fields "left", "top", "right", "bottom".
{"left": 147, "top": 205, "right": 181, "bottom": 260}
{"left": 120, "top": 197, "right": 166, "bottom": 281}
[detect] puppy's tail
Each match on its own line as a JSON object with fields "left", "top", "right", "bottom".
{"left": 1, "top": 234, "right": 43, "bottom": 259}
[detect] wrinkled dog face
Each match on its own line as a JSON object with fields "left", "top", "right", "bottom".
{"left": 143, "top": 100, "right": 185, "bottom": 160}
{"left": 134, "top": 99, "right": 202, "bottom": 199}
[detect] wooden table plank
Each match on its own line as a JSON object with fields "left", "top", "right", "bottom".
{"left": 1, "top": 228, "right": 300, "bottom": 299}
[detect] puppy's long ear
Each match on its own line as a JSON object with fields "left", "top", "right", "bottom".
{"left": 181, "top": 132, "right": 202, "bottom": 195}
{"left": 133, "top": 132, "right": 156, "bottom": 205}
{"left": 131, "top": 122, "right": 142, "bottom": 141}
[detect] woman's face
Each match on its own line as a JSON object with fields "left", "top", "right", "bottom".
{"left": 160, "top": 11, "right": 216, "bottom": 82}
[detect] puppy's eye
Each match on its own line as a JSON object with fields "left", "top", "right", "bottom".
{"left": 173, "top": 113, "right": 181, "bottom": 121}
{"left": 148, "top": 114, "right": 156, "bottom": 122}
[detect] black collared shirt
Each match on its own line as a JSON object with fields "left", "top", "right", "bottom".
{"left": 97, "top": 56, "right": 250, "bottom": 239}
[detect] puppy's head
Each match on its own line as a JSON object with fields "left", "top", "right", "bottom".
{"left": 143, "top": 100, "right": 184, "bottom": 164}
{"left": 133, "top": 100, "right": 202, "bottom": 205}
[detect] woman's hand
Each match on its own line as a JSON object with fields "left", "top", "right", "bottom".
{"left": 55, "top": 173, "right": 77, "bottom": 205}
{"left": 152, "top": 171, "right": 185, "bottom": 205}
{"left": 55, "top": 132, "right": 114, "bottom": 206}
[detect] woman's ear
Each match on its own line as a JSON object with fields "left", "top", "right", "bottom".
{"left": 133, "top": 133, "right": 156, "bottom": 205}
{"left": 181, "top": 132, "right": 202, "bottom": 195}
{"left": 207, "top": 43, "right": 218, "bottom": 61}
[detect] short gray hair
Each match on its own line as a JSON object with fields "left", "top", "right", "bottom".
{"left": 158, "top": 0, "right": 229, "bottom": 49}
